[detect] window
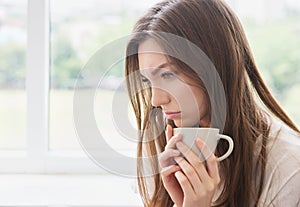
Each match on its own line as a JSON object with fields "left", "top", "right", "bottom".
{"left": 0, "top": 0, "right": 27, "bottom": 150}
{"left": 0, "top": 0, "right": 299, "bottom": 174}
{"left": 235, "top": 0, "right": 300, "bottom": 125}
{"left": 49, "top": 0, "right": 151, "bottom": 152}
{"left": 0, "top": 0, "right": 161, "bottom": 174}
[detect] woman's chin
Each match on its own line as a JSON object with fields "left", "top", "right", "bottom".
{"left": 172, "top": 120, "right": 181, "bottom": 128}
{"left": 174, "top": 120, "right": 201, "bottom": 128}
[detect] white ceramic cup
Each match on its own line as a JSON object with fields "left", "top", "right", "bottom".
{"left": 173, "top": 128, "right": 234, "bottom": 162}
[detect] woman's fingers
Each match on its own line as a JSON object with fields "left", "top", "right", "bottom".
{"left": 165, "top": 134, "right": 182, "bottom": 150}
{"left": 159, "top": 149, "right": 181, "bottom": 167}
{"left": 174, "top": 156, "right": 202, "bottom": 193}
{"left": 175, "top": 139, "right": 220, "bottom": 188}
{"left": 174, "top": 170, "right": 194, "bottom": 197}
{"left": 195, "top": 138, "right": 220, "bottom": 183}
{"left": 161, "top": 164, "right": 181, "bottom": 178}
{"left": 174, "top": 154, "right": 209, "bottom": 194}
{"left": 175, "top": 141, "right": 209, "bottom": 183}
{"left": 159, "top": 125, "right": 183, "bottom": 170}
{"left": 170, "top": 139, "right": 220, "bottom": 206}
{"left": 164, "top": 124, "right": 182, "bottom": 150}
{"left": 165, "top": 124, "right": 173, "bottom": 141}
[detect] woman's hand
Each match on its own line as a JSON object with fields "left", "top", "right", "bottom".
{"left": 158, "top": 124, "right": 184, "bottom": 206}
{"left": 174, "top": 138, "right": 221, "bottom": 207}
{"left": 159, "top": 125, "right": 220, "bottom": 207}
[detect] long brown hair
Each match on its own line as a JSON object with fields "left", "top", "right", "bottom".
{"left": 125, "top": 0, "right": 299, "bottom": 206}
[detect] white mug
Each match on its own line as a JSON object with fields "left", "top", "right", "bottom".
{"left": 173, "top": 128, "right": 234, "bottom": 162}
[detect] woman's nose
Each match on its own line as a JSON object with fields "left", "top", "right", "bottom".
{"left": 151, "top": 87, "right": 170, "bottom": 107}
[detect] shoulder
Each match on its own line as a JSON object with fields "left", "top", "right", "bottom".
{"left": 266, "top": 118, "right": 300, "bottom": 168}
{"left": 260, "top": 118, "right": 300, "bottom": 206}
{"left": 266, "top": 117, "right": 300, "bottom": 177}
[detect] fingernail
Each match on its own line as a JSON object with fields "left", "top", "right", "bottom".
{"left": 175, "top": 134, "right": 182, "bottom": 140}
{"left": 173, "top": 150, "right": 181, "bottom": 156}
{"left": 176, "top": 141, "right": 184, "bottom": 148}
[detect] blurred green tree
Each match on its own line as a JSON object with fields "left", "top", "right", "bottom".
{"left": 51, "top": 35, "right": 82, "bottom": 88}
{"left": 244, "top": 15, "right": 300, "bottom": 100}
{"left": 0, "top": 42, "right": 26, "bottom": 88}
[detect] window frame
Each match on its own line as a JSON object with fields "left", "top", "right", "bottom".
{"left": 0, "top": 0, "right": 109, "bottom": 173}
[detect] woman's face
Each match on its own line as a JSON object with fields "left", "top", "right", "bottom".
{"left": 138, "top": 39, "right": 210, "bottom": 127}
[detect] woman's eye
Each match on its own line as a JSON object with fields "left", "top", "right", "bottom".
{"left": 161, "top": 72, "right": 175, "bottom": 79}
{"left": 141, "top": 76, "right": 151, "bottom": 84}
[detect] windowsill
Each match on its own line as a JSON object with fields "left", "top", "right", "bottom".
{"left": 0, "top": 174, "right": 143, "bottom": 206}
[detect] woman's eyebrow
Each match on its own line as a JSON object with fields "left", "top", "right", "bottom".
{"left": 151, "top": 62, "right": 172, "bottom": 76}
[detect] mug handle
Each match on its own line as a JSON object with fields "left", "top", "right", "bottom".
{"left": 216, "top": 134, "right": 234, "bottom": 161}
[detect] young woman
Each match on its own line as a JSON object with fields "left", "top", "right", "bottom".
{"left": 125, "top": 0, "right": 300, "bottom": 206}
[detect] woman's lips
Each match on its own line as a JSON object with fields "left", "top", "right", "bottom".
{"left": 164, "top": 111, "right": 181, "bottom": 119}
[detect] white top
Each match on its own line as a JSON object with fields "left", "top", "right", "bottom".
{"left": 257, "top": 118, "right": 300, "bottom": 206}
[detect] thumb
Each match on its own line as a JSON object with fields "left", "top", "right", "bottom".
{"left": 165, "top": 124, "right": 173, "bottom": 141}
